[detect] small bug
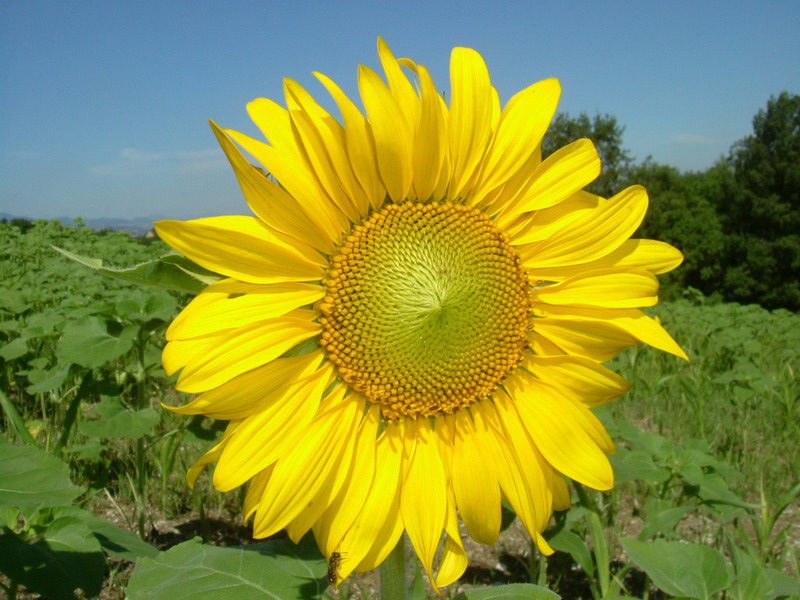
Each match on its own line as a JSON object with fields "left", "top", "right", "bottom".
{"left": 328, "top": 551, "right": 343, "bottom": 586}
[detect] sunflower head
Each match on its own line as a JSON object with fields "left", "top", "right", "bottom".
{"left": 157, "top": 37, "right": 686, "bottom": 590}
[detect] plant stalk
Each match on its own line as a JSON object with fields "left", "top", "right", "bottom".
{"left": 135, "top": 332, "right": 147, "bottom": 538}
{"left": 380, "top": 534, "right": 407, "bottom": 600}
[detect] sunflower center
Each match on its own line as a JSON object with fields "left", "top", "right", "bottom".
{"left": 320, "top": 202, "right": 530, "bottom": 418}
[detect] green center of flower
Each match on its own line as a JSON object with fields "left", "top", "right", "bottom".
{"left": 320, "top": 202, "right": 530, "bottom": 418}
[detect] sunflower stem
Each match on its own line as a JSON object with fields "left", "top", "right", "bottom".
{"left": 380, "top": 534, "right": 407, "bottom": 600}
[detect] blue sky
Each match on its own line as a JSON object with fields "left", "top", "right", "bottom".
{"left": 1, "top": 1, "right": 798, "bottom": 220}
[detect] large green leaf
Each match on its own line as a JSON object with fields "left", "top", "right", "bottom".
{"left": 620, "top": 538, "right": 730, "bottom": 600}
{"left": 454, "top": 583, "right": 560, "bottom": 599}
{"left": 126, "top": 537, "right": 328, "bottom": 600}
{"left": 0, "top": 442, "right": 82, "bottom": 508}
{"left": 58, "top": 315, "right": 137, "bottom": 368}
{"left": 547, "top": 528, "right": 594, "bottom": 578}
{"left": 638, "top": 498, "right": 693, "bottom": 540}
{"left": 52, "top": 246, "right": 221, "bottom": 294}
{"left": 52, "top": 506, "right": 159, "bottom": 561}
{"left": 0, "top": 516, "right": 105, "bottom": 599}
{"left": 727, "top": 546, "right": 773, "bottom": 600}
{"left": 611, "top": 449, "right": 671, "bottom": 483}
{"left": 78, "top": 398, "right": 160, "bottom": 440}
{"left": 0, "top": 336, "right": 27, "bottom": 360}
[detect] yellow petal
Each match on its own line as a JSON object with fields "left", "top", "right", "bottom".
{"left": 509, "top": 189, "right": 597, "bottom": 245}
{"left": 470, "top": 78, "right": 561, "bottom": 205}
{"left": 209, "top": 121, "right": 334, "bottom": 254}
{"left": 358, "top": 65, "right": 413, "bottom": 202}
{"left": 162, "top": 334, "right": 220, "bottom": 376}
{"left": 452, "top": 409, "right": 501, "bottom": 544}
{"left": 434, "top": 485, "right": 467, "bottom": 590}
{"left": 493, "top": 392, "right": 553, "bottom": 532}
{"left": 532, "top": 268, "right": 659, "bottom": 309}
{"left": 284, "top": 79, "right": 367, "bottom": 220}
{"left": 167, "top": 280, "right": 323, "bottom": 341}
{"left": 225, "top": 128, "right": 348, "bottom": 240}
{"left": 550, "top": 471, "right": 571, "bottom": 511}
{"left": 412, "top": 64, "right": 448, "bottom": 202}
{"left": 531, "top": 318, "right": 639, "bottom": 362}
{"left": 314, "top": 71, "right": 386, "bottom": 211}
{"left": 448, "top": 47, "right": 493, "bottom": 199}
{"left": 345, "top": 421, "right": 404, "bottom": 577}
{"left": 212, "top": 361, "right": 334, "bottom": 491}
{"left": 524, "top": 354, "right": 631, "bottom": 408}
{"left": 155, "top": 216, "right": 326, "bottom": 285}
{"left": 287, "top": 395, "right": 365, "bottom": 543}
{"left": 176, "top": 312, "right": 321, "bottom": 393}
{"left": 377, "top": 37, "right": 420, "bottom": 130}
{"left": 186, "top": 421, "right": 240, "bottom": 488}
{"left": 252, "top": 389, "right": 359, "bottom": 538}
{"left": 522, "top": 185, "right": 648, "bottom": 269}
{"left": 286, "top": 106, "right": 360, "bottom": 224}
{"left": 246, "top": 97, "right": 299, "bottom": 155}
{"left": 314, "top": 405, "right": 380, "bottom": 557}
{"left": 504, "top": 373, "right": 614, "bottom": 490}
{"left": 533, "top": 305, "right": 688, "bottom": 361}
{"left": 498, "top": 138, "right": 600, "bottom": 226}
{"left": 476, "top": 400, "right": 553, "bottom": 554}
{"left": 401, "top": 418, "right": 447, "bottom": 585}
{"left": 165, "top": 350, "right": 324, "bottom": 420}
{"left": 528, "top": 238, "right": 685, "bottom": 281}
{"left": 242, "top": 465, "right": 273, "bottom": 522}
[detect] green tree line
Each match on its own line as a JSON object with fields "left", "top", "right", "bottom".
{"left": 544, "top": 92, "right": 800, "bottom": 311}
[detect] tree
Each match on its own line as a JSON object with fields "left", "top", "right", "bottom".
{"left": 543, "top": 112, "right": 633, "bottom": 198}
{"left": 720, "top": 92, "right": 800, "bottom": 309}
{"left": 630, "top": 159, "right": 726, "bottom": 299}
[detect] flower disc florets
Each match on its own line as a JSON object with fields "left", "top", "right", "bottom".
{"left": 320, "top": 201, "right": 531, "bottom": 419}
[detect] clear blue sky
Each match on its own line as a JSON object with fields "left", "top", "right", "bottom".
{"left": 1, "top": 0, "right": 798, "bottom": 220}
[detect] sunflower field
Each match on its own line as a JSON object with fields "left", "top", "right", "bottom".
{"left": 1, "top": 221, "right": 798, "bottom": 599}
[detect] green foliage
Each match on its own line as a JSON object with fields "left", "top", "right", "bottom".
{"left": 720, "top": 91, "right": 800, "bottom": 310}
{"left": 453, "top": 584, "right": 559, "bottom": 599}
{"left": 126, "top": 536, "right": 329, "bottom": 600}
{"left": 0, "top": 439, "right": 82, "bottom": 508}
{"left": 0, "top": 440, "right": 158, "bottom": 599}
{"left": 1, "top": 216, "right": 798, "bottom": 597}
{"left": 621, "top": 538, "right": 730, "bottom": 600}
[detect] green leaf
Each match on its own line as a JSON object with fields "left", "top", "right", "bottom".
{"left": 0, "top": 390, "right": 36, "bottom": 445}
{"left": 58, "top": 315, "right": 137, "bottom": 368}
{"left": 611, "top": 449, "right": 671, "bottom": 483}
{"left": 126, "top": 537, "right": 328, "bottom": 600}
{"left": 0, "top": 442, "right": 82, "bottom": 508}
{"left": 548, "top": 527, "right": 594, "bottom": 578}
{"left": 26, "top": 365, "right": 70, "bottom": 394}
{"left": 52, "top": 506, "right": 159, "bottom": 561}
{"left": 78, "top": 398, "right": 160, "bottom": 440}
{"left": 0, "top": 516, "right": 105, "bottom": 599}
{"left": 454, "top": 583, "right": 560, "bottom": 599}
{"left": 638, "top": 499, "right": 693, "bottom": 540}
{"left": 0, "top": 336, "right": 27, "bottom": 360}
{"left": 0, "top": 287, "right": 28, "bottom": 313}
{"left": 727, "top": 546, "right": 773, "bottom": 600}
{"left": 620, "top": 538, "right": 730, "bottom": 600}
{"left": 762, "top": 567, "right": 800, "bottom": 599}
{"left": 52, "top": 245, "right": 221, "bottom": 294}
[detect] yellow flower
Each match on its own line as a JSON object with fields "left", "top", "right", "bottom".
{"left": 157, "top": 38, "right": 686, "bottom": 590}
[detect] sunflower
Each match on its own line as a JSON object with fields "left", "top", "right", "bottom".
{"left": 157, "top": 38, "right": 687, "bottom": 590}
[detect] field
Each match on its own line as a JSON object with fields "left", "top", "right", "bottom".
{"left": 1, "top": 219, "right": 798, "bottom": 599}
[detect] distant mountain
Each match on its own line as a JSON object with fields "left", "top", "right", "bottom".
{"left": 1, "top": 212, "right": 163, "bottom": 236}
